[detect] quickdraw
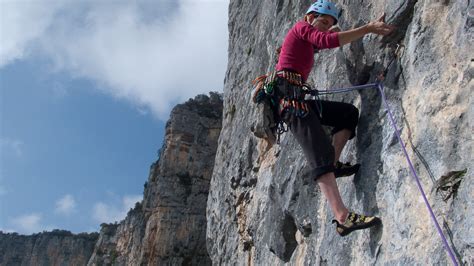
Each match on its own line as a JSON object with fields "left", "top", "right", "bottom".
{"left": 251, "top": 70, "right": 319, "bottom": 144}
{"left": 251, "top": 71, "right": 277, "bottom": 104}
{"left": 275, "top": 70, "right": 320, "bottom": 120}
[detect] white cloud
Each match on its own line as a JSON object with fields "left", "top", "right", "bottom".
{"left": 0, "top": 1, "right": 67, "bottom": 67}
{"left": 0, "top": 0, "right": 229, "bottom": 119}
{"left": 15, "top": 213, "right": 42, "bottom": 232}
{"left": 0, "top": 138, "right": 24, "bottom": 157}
{"left": 55, "top": 194, "right": 76, "bottom": 215}
{"left": 93, "top": 194, "right": 142, "bottom": 224}
{"left": 9, "top": 213, "right": 55, "bottom": 234}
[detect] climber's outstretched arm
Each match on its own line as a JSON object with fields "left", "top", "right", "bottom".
{"left": 337, "top": 13, "right": 395, "bottom": 46}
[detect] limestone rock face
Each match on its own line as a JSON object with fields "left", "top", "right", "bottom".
{"left": 206, "top": 1, "right": 472, "bottom": 265}
{"left": 0, "top": 230, "right": 98, "bottom": 266}
{"left": 88, "top": 92, "right": 223, "bottom": 265}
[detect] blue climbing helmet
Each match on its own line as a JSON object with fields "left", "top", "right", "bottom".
{"left": 306, "top": 0, "right": 340, "bottom": 24}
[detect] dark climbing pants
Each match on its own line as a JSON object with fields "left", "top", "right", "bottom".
{"left": 275, "top": 77, "right": 359, "bottom": 179}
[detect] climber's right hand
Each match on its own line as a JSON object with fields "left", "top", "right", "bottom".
{"left": 366, "top": 13, "right": 395, "bottom": 36}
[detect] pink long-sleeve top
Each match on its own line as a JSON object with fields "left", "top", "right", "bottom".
{"left": 276, "top": 21, "right": 340, "bottom": 82}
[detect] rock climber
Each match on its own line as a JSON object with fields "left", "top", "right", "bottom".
{"left": 273, "top": 0, "right": 395, "bottom": 236}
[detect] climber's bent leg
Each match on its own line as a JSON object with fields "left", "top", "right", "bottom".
{"left": 332, "top": 129, "right": 352, "bottom": 163}
{"left": 316, "top": 101, "right": 360, "bottom": 177}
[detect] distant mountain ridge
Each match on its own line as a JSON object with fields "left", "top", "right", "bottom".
{"left": 0, "top": 230, "right": 98, "bottom": 265}
{"left": 0, "top": 92, "right": 223, "bottom": 266}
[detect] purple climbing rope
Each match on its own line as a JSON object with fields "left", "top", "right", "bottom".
{"left": 311, "top": 81, "right": 459, "bottom": 264}
{"left": 376, "top": 82, "right": 458, "bottom": 266}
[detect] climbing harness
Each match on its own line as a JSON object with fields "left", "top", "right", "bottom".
{"left": 252, "top": 70, "right": 317, "bottom": 144}
{"left": 275, "top": 70, "right": 312, "bottom": 119}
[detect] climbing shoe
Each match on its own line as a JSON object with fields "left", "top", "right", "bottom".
{"left": 332, "top": 212, "right": 381, "bottom": 237}
{"left": 334, "top": 161, "right": 360, "bottom": 178}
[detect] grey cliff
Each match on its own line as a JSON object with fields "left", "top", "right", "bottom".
{"left": 88, "top": 92, "right": 223, "bottom": 265}
{"left": 207, "top": 0, "right": 473, "bottom": 265}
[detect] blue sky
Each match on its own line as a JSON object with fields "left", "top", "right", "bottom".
{"left": 0, "top": 0, "right": 228, "bottom": 234}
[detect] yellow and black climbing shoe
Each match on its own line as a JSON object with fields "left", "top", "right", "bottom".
{"left": 334, "top": 161, "right": 360, "bottom": 178}
{"left": 332, "top": 212, "right": 381, "bottom": 237}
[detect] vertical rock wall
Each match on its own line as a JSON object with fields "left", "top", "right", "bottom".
{"left": 207, "top": 0, "right": 472, "bottom": 265}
